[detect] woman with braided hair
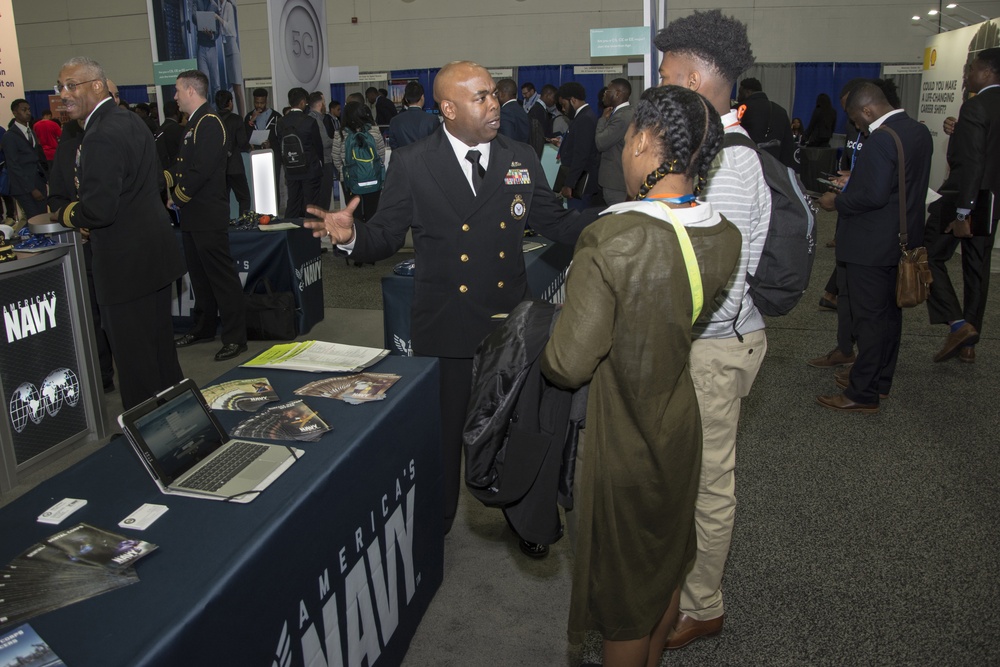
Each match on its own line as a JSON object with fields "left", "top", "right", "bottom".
{"left": 541, "top": 85, "right": 742, "bottom": 667}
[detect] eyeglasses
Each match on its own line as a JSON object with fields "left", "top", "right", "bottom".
{"left": 54, "top": 79, "right": 100, "bottom": 94}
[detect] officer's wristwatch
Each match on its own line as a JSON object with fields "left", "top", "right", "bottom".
{"left": 956, "top": 212, "right": 968, "bottom": 222}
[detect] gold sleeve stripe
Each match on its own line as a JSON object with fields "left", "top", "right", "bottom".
{"left": 174, "top": 186, "right": 192, "bottom": 203}
{"left": 62, "top": 202, "right": 77, "bottom": 228}
{"left": 163, "top": 170, "right": 174, "bottom": 189}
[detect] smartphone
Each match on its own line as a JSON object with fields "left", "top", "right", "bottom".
{"left": 819, "top": 171, "right": 839, "bottom": 180}
{"left": 817, "top": 178, "right": 841, "bottom": 190}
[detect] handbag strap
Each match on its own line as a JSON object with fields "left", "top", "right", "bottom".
{"left": 656, "top": 203, "right": 704, "bottom": 326}
{"left": 878, "top": 124, "right": 909, "bottom": 250}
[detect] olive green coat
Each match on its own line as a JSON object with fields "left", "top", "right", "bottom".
{"left": 541, "top": 204, "right": 741, "bottom": 642}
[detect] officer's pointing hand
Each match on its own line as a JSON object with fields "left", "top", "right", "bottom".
{"left": 305, "top": 197, "right": 361, "bottom": 244}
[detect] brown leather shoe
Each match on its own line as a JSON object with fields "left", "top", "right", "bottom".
{"left": 934, "top": 323, "right": 980, "bottom": 362}
{"left": 816, "top": 393, "right": 879, "bottom": 414}
{"left": 818, "top": 292, "right": 838, "bottom": 311}
{"left": 807, "top": 347, "right": 856, "bottom": 368}
{"left": 665, "top": 613, "right": 724, "bottom": 650}
{"left": 834, "top": 369, "right": 888, "bottom": 399}
{"left": 959, "top": 346, "right": 976, "bottom": 363}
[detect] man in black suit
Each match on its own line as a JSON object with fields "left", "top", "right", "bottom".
{"left": 497, "top": 78, "right": 530, "bottom": 144}
{"left": 0, "top": 99, "right": 47, "bottom": 218}
{"left": 168, "top": 70, "right": 247, "bottom": 362}
{"left": 388, "top": 81, "right": 439, "bottom": 149}
{"left": 523, "top": 82, "right": 548, "bottom": 133}
{"left": 924, "top": 48, "right": 1000, "bottom": 363}
{"left": 366, "top": 86, "right": 397, "bottom": 126}
{"left": 276, "top": 87, "right": 324, "bottom": 219}
{"left": 305, "top": 60, "right": 589, "bottom": 541}
{"left": 54, "top": 57, "right": 184, "bottom": 410}
{"left": 816, "top": 82, "right": 932, "bottom": 412}
{"left": 155, "top": 101, "right": 186, "bottom": 171}
{"left": 737, "top": 77, "right": 796, "bottom": 169}
{"left": 556, "top": 82, "right": 600, "bottom": 210}
{"left": 215, "top": 89, "right": 251, "bottom": 215}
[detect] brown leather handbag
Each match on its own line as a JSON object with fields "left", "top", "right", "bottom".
{"left": 881, "top": 125, "right": 932, "bottom": 308}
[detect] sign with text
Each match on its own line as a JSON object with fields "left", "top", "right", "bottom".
{"left": 590, "top": 27, "right": 649, "bottom": 57}
{"left": 0, "top": 0, "right": 26, "bottom": 128}
{"left": 487, "top": 68, "right": 513, "bottom": 79}
{"left": 268, "top": 0, "right": 330, "bottom": 106}
{"left": 359, "top": 72, "right": 388, "bottom": 82}
{"left": 918, "top": 18, "right": 1000, "bottom": 188}
{"left": 574, "top": 65, "right": 624, "bottom": 75}
{"left": 883, "top": 64, "right": 923, "bottom": 75}
{"left": 1, "top": 260, "right": 87, "bottom": 466}
{"left": 152, "top": 59, "right": 198, "bottom": 85}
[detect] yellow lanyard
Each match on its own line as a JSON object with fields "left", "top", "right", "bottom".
{"left": 657, "top": 203, "right": 704, "bottom": 326}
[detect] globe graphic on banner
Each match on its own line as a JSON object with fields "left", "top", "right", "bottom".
{"left": 41, "top": 368, "right": 81, "bottom": 416}
{"left": 9, "top": 382, "right": 44, "bottom": 433}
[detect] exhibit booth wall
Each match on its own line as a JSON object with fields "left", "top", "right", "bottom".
{"left": 11, "top": 0, "right": 1000, "bottom": 91}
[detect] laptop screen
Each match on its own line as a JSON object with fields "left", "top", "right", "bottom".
{"left": 132, "top": 387, "right": 225, "bottom": 483}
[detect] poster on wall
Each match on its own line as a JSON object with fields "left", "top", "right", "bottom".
{"left": 1, "top": 262, "right": 87, "bottom": 466}
{"left": 146, "top": 0, "right": 248, "bottom": 119}
{"left": 266, "top": 0, "right": 329, "bottom": 110}
{"left": 918, "top": 19, "right": 1000, "bottom": 188}
{"left": 0, "top": 0, "right": 26, "bottom": 129}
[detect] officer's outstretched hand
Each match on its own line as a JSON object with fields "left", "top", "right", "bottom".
{"left": 305, "top": 197, "right": 361, "bottom": 244}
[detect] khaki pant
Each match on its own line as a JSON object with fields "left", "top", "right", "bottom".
{"left": 680, "top": 330, "right": 767, "bottom": 620}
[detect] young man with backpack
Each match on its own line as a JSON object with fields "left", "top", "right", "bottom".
{"left": 275, "top": 87, "right": 323, "bottom": 218}
{"left": 332, "top": 101, "right": 386, "bottom": 225}
{"left": 655, "top": 10, "right": 776, "bottom": 649}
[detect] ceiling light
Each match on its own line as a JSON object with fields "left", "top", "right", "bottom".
{"left": 946, "top": 3, "right": 958, "bottom": 7}
{"left": 928, "top": 9, "right": 939, "bottom": 15}
{"left": 912, "top": 14, "right": 921, "bottom": 19}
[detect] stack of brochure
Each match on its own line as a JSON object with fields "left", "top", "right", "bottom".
{"left": 231, "top": 400, "right": 332, "bottom": 442}
{"left": 201, "top": 377, "right": 280, "bottom": 412}
{"left": 295, "top": 373, "right": 402, "bottom": 405}
{"left": 0, "top": 524, "right": 157, "bottom": 628}
{"left": 242, "top": 341, "right": 389, "bottom": 373}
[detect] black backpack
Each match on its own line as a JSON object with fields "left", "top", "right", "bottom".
{"left": 724, "top": 132, "right": 816, "bottom": 316}
{"left": 280, "top": 131, "right": 308, "bottom": 175}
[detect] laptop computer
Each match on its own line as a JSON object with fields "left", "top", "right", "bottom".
{"left": 118, "top": 379, "right": 301, "bottom": 503}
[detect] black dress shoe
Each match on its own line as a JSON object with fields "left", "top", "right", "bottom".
{"left": 518, "top": 539, "right": 549, "bottom": 559}
{"left": 175, "top": 333, "right": 215, "bottom": 348}
{"left": 214, "top": 343, "right": 248, "bottom": 361}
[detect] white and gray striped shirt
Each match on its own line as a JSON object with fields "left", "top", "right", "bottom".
{"left": 694, "top": 110, "right": 771, "bottom": 339}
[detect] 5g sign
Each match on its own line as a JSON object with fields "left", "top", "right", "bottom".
{"left": 275, "top": 0, "right": 326, "bottom": 91}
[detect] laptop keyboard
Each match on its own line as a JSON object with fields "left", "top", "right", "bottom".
{"left": 180, "top": 441, "right": 270, "bottom": 492}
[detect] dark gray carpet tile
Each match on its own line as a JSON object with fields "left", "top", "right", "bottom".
{"left": 321, "top": 248, "right": 413, "bottom": 310}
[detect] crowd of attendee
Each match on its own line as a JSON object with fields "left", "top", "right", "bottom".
{"left": 9, "top": 9, "right": 999, "bottom": 666}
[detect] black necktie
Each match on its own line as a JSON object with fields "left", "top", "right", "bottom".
{"left": 466, "top": 149, "right": 485, "bottom": 194}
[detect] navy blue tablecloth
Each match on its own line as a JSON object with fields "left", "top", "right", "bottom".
{"left": 381, "top": 237, "right": 573, "bottom": 355}
{"left": 0, "top": 355, "right": 442, "bottom": 667}
{"left": 172, "top": 225, "right": 324, "bottom": 337}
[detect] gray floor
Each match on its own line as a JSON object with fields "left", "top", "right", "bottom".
{"left": 4, "top": 210, "right": 1000, "bottom": 666}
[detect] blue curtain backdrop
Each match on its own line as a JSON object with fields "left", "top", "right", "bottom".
{"left": 793, "top": 62, "right": 881, "bottom": 135}
{"left": 329, "top": 84, "right": 346, "bottom": 106}
{"left": 27, "top": 84, "right": 150, "bottom": 119}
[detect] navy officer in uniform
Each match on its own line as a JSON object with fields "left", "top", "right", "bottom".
{"left": 54, "top": 57, "right": 184, "bottom": 409}
{"left": 167, "top": 69, "right": 248, "bottom": 362}
{"left": 304, "top": 60, "right": 590, "bottom": 541}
